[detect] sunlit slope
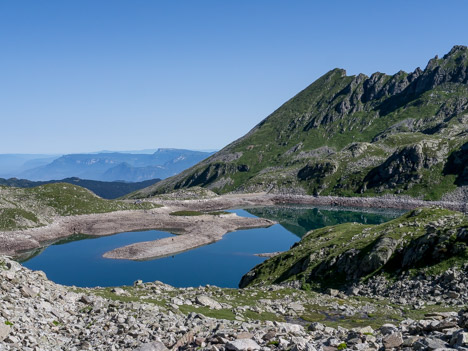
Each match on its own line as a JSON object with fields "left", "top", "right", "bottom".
{"left": 0, "top": 183, "right": 157, "bottom": 231}
{"left": 131, "top": 46, "right": 468, "bottom": 200}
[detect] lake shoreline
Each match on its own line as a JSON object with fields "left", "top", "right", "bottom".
{"left": 0, "top": 192, "right": 466, "bottom": 260}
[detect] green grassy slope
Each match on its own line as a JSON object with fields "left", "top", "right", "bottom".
{"left": 0, "top": 183, "right": 158, "bottom": 231}
{"left": 239, "top": 208, "right": 468, "bottom": 289}
{"left": 0, "top": 177, "right": 160, "bottom": 199}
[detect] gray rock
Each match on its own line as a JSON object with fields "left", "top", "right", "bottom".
{"left": 134, "top": 341, "right": 168, "bottom": 351}
{"left": 20, "top": 286, "right": 36, "bottom": 298}
{"left": 289, "top": 302, "right": 305, "bottom": 312}
{"left": 5, "top": 335, "right": 19, "bottom": 344}
{"left": 348, "top": 287, "right": 360, "bottom": 296}
{"left": 455, "top": 332, "right": 468, "bottom": 347}
{"left": 354, "top": 326, "right": 373, "bottom": 334}
{"left": 262, "top": 330, "right": 276, "bottom": 341}
{"left": 196, "top": 295, "right": 222, "bottom": 310}
{"left": 0, "top": 323, "right": 11, "bottom": 341}
{"left": 421, "top": 338, "right": 449, "bottom": 350}
{"left": 79, "top": 295, "right": 93, "bottom": 304}
{"left": 380, "top": 324, "right": 398, "bottom": 335}
{"left": 383, "top": 332, "right": 403, "bottom": 349}
{"left": 277, "top": 322, "right": 304, "bottom": 335}
{"left": 309, "top": 322, "right": 325, "bottom": 332}
{"left": 226, "top": 339, "right": 261, "bottom": 351}
{"left": 111, "top": 287, "right": 125, "bottom": 295}
{"left": 326, "top": 288, "right": 339, "bottom": 297}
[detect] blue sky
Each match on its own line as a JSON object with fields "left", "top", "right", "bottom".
{"left": 1, "top": 1, "right": 467, "bottom": 154}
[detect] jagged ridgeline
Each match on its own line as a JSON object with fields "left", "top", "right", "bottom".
{"left": 132, "top": 46, "right": 468, "bottom": 200}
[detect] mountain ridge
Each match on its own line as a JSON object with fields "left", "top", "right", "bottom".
{"left": 17, "top": 148, "right": 214, "bottom": 182}
{"left": 0, "top": 177, "right": 160, "bottom": 199}
{"left": 131, "top": 46, "right": 468, "bottom": 201}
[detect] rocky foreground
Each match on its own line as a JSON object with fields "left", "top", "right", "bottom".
{"left": 1, "top": 256, "right": 468, "bottom": 351}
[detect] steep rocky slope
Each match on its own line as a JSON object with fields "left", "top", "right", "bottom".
{"left": 132, "top": 46, "right": 468, "bottom": 201}
{"left": 239, "top": 208, "right": 468, "bottom": 290}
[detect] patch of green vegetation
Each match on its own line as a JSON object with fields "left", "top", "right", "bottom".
{"left": 92, "top": 286, "right": 169, "bottom": 309}
{"left": 29, "top": 183, "right": 159, "bottom": 216}
{"left": 169, "top": 210, "right": 231, "bottom": 217}
{"left": 169, "top": 210, "right": 204, "bottom": 216}
{"left": 178, "top": 305, "right": 236, "bottom": 320}
{"left": 244, "top": 310, "right": 284, "bottom": 322}
{"left": 207, "top": 211, "right": 231, "bottom": 216}
{"left": 0, "top": 208, "right": 39, "bottom": 230}
{"left": 4, "top": 320, "right": 13, "bottom": 326}
{"left": 337, "top": 342, "right": 347, "bottom": 350}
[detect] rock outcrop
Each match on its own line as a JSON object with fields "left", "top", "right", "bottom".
{"left": 240, "top": 207, "right": 468, "bottom": 289}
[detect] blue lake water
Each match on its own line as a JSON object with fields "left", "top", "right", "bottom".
{"left": 21, "top": 207, "right": 402, "bottom": 288}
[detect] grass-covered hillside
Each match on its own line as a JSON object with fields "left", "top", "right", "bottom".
{"left": 239, "top": 207, "right": 468, "bottom": 289}
{"left": 0, "top": 183, "right": 158, "bottom": 231}
{"left": 132, "top": 46, "right": 468, "bottom": 201}
{"left": 0, "top": 177, "right": 160, "bottom": 199}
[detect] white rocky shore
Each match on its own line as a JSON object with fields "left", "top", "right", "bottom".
{"left": 1, "top": 256, "right": 468, "bottom": 351}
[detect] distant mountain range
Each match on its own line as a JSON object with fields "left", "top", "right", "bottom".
{"left": 133, "top": 46, "right": 468, "bottom": 202}
{"left": 0, "top": 154, "right": 60, "bottom": 177}
{"left": 0, "top": 149, "right": 214, "bottom": 182}
{"left": 0, "top": 177, "right": 160, "bottom": 199}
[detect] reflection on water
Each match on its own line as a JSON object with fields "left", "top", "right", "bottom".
{"left": 20, "top": 206, "right": 401, "bottom": 288}
{"left": 244, "top": 206, "right": 404, "bottom": 237}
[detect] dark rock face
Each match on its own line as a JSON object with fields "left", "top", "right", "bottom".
{"left": 175, "top": 163, "right": 235, "bottom": 189}
{"left": 306, "top": 236, "right": 401, "bottom": 283}
{"left": 444, "top": 142, "right": 468, "bottom": 186}
{"left": 309, "top": 224, "right": 467, "bottom": 286}
{"left": 399, "top": 226, "right": 468, "bottom": 268}
{"left": 237, "top": 164, "right": 250, "bottom": 172}
{"left": 363, "top": 144, "right": 433, "bottom": 190}
{"left": 359, "top": 237, "right": 400, "bottom": 274}
{"left": 297, "top": 162, "right": 338, "bottom": 182}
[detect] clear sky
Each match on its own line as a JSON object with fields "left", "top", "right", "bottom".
{"left": 1, "top": 0, "right": 467, "bottom": 154}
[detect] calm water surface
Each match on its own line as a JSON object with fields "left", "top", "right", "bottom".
{"left": 21, "top": 207, "right": 402, "bottom": 288}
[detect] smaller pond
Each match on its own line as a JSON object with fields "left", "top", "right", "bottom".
{"left": 21, "top": 207, "right": 403, "bottom": 288}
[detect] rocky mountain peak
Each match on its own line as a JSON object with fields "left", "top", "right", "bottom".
{"left": 418, "top": 45, "right": 468, "bottom": 91}
{"left": 444, "top": 45, "right": 468, "bottom": 59}
{"left": 133, "top": 46, "right": 468, "bottom": 199}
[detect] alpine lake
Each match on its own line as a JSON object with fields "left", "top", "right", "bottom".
{"left": 20, "top": 206, "right": 404, "bottom": 288}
